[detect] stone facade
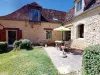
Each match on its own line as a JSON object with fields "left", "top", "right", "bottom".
{"left": 65, "top": 6, "right": 100, "bottom": 49}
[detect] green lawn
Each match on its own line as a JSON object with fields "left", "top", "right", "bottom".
{"left": 0, "top": 47, "right": 57, "bottom": 75}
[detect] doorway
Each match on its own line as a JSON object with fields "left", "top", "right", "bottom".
{"left": 65, "top": 31, "right": 71, "bottom": 41}
{"left": 8, "top": 30, "right": 17, "bottom": 45}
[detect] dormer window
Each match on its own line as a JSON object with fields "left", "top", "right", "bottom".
{"left": 29, "top": 9, "right": 40, "bottom": 22}
{"left": 77, "top": 0, "right": 82, "bottom": 11}
{"left": 75, "top": 0, "right": 84, "bottom": 16}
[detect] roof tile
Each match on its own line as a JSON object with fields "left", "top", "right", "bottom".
{"left": 0, "top": 1, "right": 100, "bottom": 23}
{"left": 0, "top": 2, "right": 66, "bottom": 23}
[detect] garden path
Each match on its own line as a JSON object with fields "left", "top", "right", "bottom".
{"left": 44, "top": 47, "right": 82, "bottom": 74}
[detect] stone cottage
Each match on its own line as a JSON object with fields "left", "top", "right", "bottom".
{"left": 64, "top": 0, "right": 100, "bottom": 49}
{"left": 0, "top": 2, "right": 65, "bottom": 46}
{"left": 0, "top": 0, "right": 100, "bottom": 49}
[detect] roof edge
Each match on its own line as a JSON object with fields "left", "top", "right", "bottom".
{"left": 65, "top": 3, "right": 100, "bottom": 24}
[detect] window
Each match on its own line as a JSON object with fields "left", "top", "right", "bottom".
{"left": 78, "top": 24, "right": 84, "bottom": 38}
{"left": 65, "top": 31, "right": 71, "bottom": 41}
{"left": 29, "top": 9, "right": 40, "bottom": 21}
{"left": 77, "top": 0, "right": 82, "bottom": 11}
{"left": 46, "top": 30, "right": 52, "bottom": 40}
{"left": 53, "top": 17, "right": 58, "bottom": 21}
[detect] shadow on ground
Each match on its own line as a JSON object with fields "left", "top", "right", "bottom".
{"left": 64, "top": 48, "right": 83, "bottom": 55}
{"left": 0, "top": 47, "right": 34, "bottom": 54}
{"left": 0, "top": 47, "right": 13, "bottom": 54}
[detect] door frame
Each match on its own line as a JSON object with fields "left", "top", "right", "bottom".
{"left": 7, "top": 30, "right": 17, "bottom": 47}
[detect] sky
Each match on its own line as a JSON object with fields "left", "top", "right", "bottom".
{"left": 0, "top": 0, "right": 74, "bottom": 16}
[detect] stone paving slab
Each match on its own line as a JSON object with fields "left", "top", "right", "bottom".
{"left": 44, "top": 47, "right": 82, "bottom": 74}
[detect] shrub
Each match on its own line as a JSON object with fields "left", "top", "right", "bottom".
{"left": 13, "top": 39, "right": 32, "bottom": 50}
{"left": 0, "top": 42, "right": 8, "bottom": 53}
{"left": 13, "top": 40, "right": 22, "bottom": 49}
{"left": 20, "top": 39, "right": 32, "bottom": 49}
{"left": 82, "top": 44, "right": 100, "bottom": 75}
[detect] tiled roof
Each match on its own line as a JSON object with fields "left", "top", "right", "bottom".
{"left": 29, "top": 2, "right": 41, "bottom": 7}
{"left": 84, "top": 0, "right": 100, "bottom": 10}
{"left": 65, "top": 0, "right": 100, "bottom": 22}
{"left": 65, "top": 7, "right": 75, "bottom": 22}
{"left": 0, "top": 0, "right": 100, "bottom": 23}
{"left": 85, "top": 0, "right": 91, "bottom": 6}
{"left": 0, "top": 2, "right": 66, "bottom": 23}
{"left": 0, "top": 5, "right": 30, "bottom": 21}
{"left": 41, "top": 8, "right": 66, "bottom": 23}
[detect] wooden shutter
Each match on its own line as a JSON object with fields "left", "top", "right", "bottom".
{"left": 17, "top": 30, "right": 22, "bottom": 40}
{"left": 0, "top": 30, "right": 6, "bottom": 42}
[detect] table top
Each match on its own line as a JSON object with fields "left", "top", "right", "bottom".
{"left": 55, "top": 40, "right": 64, "bottom": 43}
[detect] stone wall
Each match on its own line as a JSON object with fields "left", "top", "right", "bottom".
{"left": 65, "top": 6, "right": 100, "bottom": 49}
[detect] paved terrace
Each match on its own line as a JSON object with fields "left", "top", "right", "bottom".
{"left": 44, "top": 47, "right": 82, "bottom": 75}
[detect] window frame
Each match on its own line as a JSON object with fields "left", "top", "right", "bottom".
{"left": 29, "top": 9, "right": 40, "bottom": 22}
{"left": 76, "top": 0, "right": 82, "bottom": 12}
{"left": 46, "top": 30, "right": 52, "bottom": 40}
{"left": 77, "top": 24, "right": 84, "bottom": 38}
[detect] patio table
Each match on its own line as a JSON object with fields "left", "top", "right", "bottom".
{"left": 55, "top": 40, "right": 64, "bottom": 50}
{"left": 55, "top": 40, "right": 72, "bottom": 58}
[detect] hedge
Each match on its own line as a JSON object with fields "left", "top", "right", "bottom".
{"left": 0, "top": 42, "right": 8, "bottom": 53}
{"left": 82, "top": 44, "right": 100, "bottom": 75}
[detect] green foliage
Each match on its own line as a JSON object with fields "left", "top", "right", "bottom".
{"left": 13, "top": 39, "right": 32, "bottom": 50}
{"left": 20, "top": 39, "right": 32, "bottom": 49}
{"left": 82, "top": 44, "right": 100, "bottom": 75}
{"left": 13, "top": 40, "right": 22, "bottom": 49}
{"left": 0, "top": 42, "right": 8, "bottom": 53}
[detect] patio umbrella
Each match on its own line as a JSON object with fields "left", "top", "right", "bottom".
{"left": 53, "top": 26, "right": 71, "bottom": 41}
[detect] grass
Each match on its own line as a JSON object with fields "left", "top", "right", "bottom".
{"left": 0, "top": 46, "right": 57, "bottom": 75}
